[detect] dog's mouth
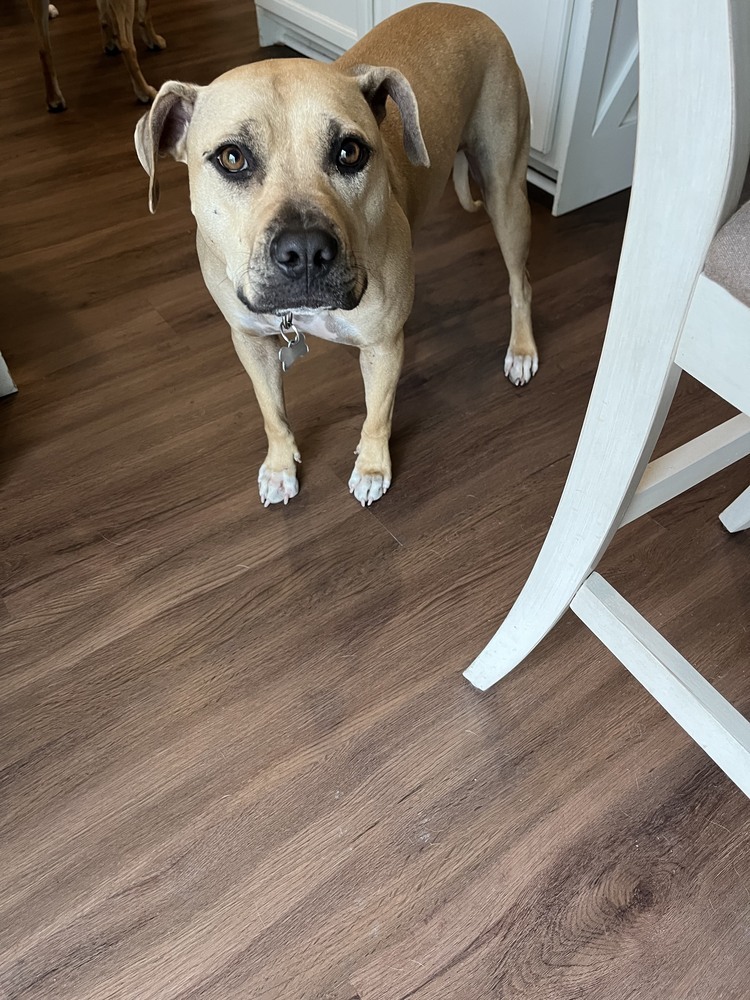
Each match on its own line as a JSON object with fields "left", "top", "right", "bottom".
{"left": 237, "top": 273, "right": 367, "bottom": 315}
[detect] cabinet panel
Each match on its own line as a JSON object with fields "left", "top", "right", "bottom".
{"left": 258, "top": 0, "right": 373, "bottom": 55}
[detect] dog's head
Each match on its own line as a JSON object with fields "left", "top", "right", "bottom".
{"left": 135, "top": 59, "right": 428, "bottom": 314}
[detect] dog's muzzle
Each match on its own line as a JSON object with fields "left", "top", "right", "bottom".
{"left": 238, "top": 210, "right": 364, "bottom": 313}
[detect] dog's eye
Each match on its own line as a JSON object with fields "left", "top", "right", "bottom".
{"left": 216, "top": 145, "right": 248, "bottom": 174}
{"left": 336, "top": 137, "right": 369, "bottom": 173}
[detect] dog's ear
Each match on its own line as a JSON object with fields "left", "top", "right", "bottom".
{"left": 134, "top": 80, "right": 200, "bottom": 213}
{"left": 351, "top": 65, "right": 430, "bottom": 168}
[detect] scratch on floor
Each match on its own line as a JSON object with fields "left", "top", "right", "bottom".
{"left": 708, "top": 818, "right": 731, "bottom": 834}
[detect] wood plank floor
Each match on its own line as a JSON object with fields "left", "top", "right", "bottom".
{"left": 1, "top": 2, "right": 749, "bottom": 998}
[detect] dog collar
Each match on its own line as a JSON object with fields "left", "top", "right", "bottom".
{"left": 278, "top": 312, "right": 309, "bottom": 372}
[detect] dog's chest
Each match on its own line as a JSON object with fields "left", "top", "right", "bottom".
{"left": 296, "top": 312, "right": 359, "bottom": 345}
{"left": 238, "top": 311, "right": 360, "bottom": 346}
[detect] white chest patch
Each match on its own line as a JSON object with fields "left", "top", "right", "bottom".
{"left": 234, "top": 308, "right": 360, "bottom": 346}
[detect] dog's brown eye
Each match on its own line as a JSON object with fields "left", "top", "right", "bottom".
{"left": 336, "top": 138, "right": 369, "bottom": 173}
{"left": 217, "top": 145, "right": 247, "bottom": 173}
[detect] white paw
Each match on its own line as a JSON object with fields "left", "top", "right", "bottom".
{"left": 258, "top": 465, "right": 299, "bottom": 506}
{"left": 504, "top": 349, "right": 538, "bottom": 387}
{"left": 348, "top": 468, "right": 390, "bottom": 507}
{"left": 49, "top": 3, "right": 59, "bottom": 18}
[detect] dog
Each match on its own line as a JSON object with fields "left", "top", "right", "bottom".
{"left": 135, "top": 2, "right": 535, "bottom": 507}
{"left": 27, "top": 0, "right": 164, "bottom": 111}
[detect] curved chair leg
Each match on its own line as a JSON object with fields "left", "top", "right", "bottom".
{"left": 719, "top": 483, "right": 750, "bottom": 533}
{"left": 465, "top": 365, "right": 681, "bottom": 689}
{"left": 465, "top": 0, "right": 750, "bottom": 691}
{"left": 0, "top": 352, "right": 17, "bottom": 397}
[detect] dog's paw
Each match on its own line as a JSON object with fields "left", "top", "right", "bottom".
{"left": 136, "top": 85, "right": 158, "bottom": 104}
{"left": 148, "top": 34, "right": 167, "bottom": 51}
{"left": 348, "top": 468, "right": 390, "bottom": 507}
{"left": 504, "top": 349, "right": 538, "bottom": 387}
{"left": 258, "top": 465, "right": 299, "bottom": 507}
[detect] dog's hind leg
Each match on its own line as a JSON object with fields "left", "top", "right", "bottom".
{"left": 25, "top": 0, "right": 66, "bottom": 111}
{"left": 466, "top": 76, "right": 536, "bottom": 386}
{"left": 98, "top": 0, "right": 121, "bottom": 54}
{"left": 489, "top": 168, "right": 536, "bottom": 387}
{"left": 105, "top": 0, "right": 157, "bottom": 102}
{"left": 136, "top": 0, "right": 166, "bottom": 51}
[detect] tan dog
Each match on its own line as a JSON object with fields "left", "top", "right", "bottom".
{"left": 135, "top": 2, "right": 534, "bottom": 507}
{"left": 27, "top": 0, "right": 164, "bottom": 111}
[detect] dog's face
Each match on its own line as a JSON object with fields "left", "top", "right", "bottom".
{"left": 135, "top": 60, "right": 428, "bottom": 315}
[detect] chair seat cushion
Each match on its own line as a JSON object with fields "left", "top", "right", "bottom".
{"left": 704, "top": 199, "right": 750, "bottom": 306}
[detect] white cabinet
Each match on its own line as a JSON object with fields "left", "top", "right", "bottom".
{"left": 254, "top": 0, "right": 638, "bottom": 215}
{"left": 255, "top": 0, "right": 371, "bottom": 58}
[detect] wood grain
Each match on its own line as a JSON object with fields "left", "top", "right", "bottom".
{"left": 1, "top": 2, "right": 749, "bottom": 998}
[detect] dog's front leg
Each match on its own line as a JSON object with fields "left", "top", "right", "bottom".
{"left": 26, "top": 0, "right": 65, "bottom": 111}
{"left": 349, "top": 333, "right": 404, "bottom": 506}
{"left": 231, "top": 330, "right": 301, "bottom": 506}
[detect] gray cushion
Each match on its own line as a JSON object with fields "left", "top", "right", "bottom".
{"left": 704, "top": 200, "right": 750, "bottom": 306}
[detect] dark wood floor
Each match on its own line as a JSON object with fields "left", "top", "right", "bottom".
{"left": 2, "top": 2, "right": 749, "bottom": 998}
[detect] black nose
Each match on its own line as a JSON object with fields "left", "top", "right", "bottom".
{"left": 270, "top": 227, "right": 338, "bottom": 280}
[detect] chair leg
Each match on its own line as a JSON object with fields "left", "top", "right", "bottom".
{"left": 464, "top": 365, "right": 681, "bottom": 690}
{"left": 464, "top": 0, "right": 750, "bottom": 692}
{"left": 719, "top": 483, "right": 750, "bottom": 532}
{"left": 0, "top": 352, "right": 17, "bottom": 397}
{"left": 622, "top": 414, "right": 750, "bottom": 526}
{"left": 572, "top": 574, "right": 750, "bottom": 797}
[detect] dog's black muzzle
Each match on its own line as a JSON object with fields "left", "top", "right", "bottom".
{"left": 239, "top": 207, "right": 365, "bottom": 313}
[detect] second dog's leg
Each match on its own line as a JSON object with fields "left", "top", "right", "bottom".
{"left": 108, "top": 0, "right": 157, "bottom": 102}
{"left": 96, "top": 0, "right": 120, "bottom": 56}
{"left": 232, "top": 330, "right": 301, "bottom": 506}
{"left": 26, "top": 0, "right": 65, "bottom": 111}
{"left": 136, "top": 0, "right": 166, "bottom": 50}
{"left": 349, "top": 335, "right": 404, "bottom": 506}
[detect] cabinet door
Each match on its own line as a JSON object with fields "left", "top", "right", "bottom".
{"left": 373, "top": 0, "right": 573, "bottom": 154}
{"left": 553, "top": 0, "right": 638, "bottom": 214}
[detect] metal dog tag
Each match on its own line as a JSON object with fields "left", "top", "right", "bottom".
{"left": 279, "top": 335, "right": 309, "bottom": 371}
{"left": 278, "top": 313, "right": 309, "bottom": 372}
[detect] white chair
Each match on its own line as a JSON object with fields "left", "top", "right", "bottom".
{"left": 465, "top": 0, "right": 750, "bottom": 797}
{"left": 0, "top": 352, "right": 17, "bottom": 397}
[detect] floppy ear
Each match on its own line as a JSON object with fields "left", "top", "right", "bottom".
{"left": 134, "top": 80, "right": 200, "bottom": 213}
{"left": 350, "top": 64, "right": 430, "bottom": 168}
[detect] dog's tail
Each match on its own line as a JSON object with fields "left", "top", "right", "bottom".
{"left": 452, "top": 151, "right": 483, "bottom": 213}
